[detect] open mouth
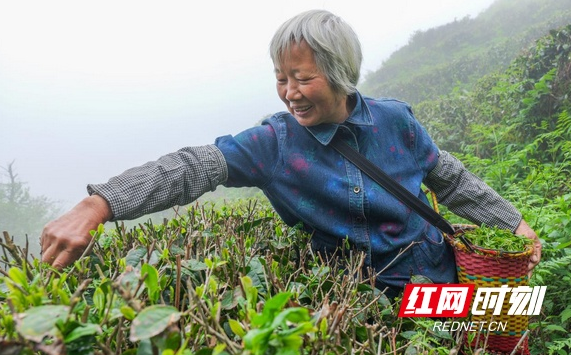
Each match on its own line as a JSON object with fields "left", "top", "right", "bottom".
{"left": 293, "top": 105, "right": 312, "bottom": 114}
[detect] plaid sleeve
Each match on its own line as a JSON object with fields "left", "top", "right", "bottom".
{"left": 423, "top": 150, "right": 522, "bottom": 232}
{"left": 87, "top": 144, "right": 227, "bottom": 221}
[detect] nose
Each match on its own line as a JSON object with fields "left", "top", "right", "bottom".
{"left": 285, "top": 81, "right": 302, "bottom": 102}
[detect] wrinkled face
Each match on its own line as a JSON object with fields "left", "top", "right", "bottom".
{"left": 275, "top": 41, "right": 349, "bottom": 127}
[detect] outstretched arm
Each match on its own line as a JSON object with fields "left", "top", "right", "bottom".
{"left": 41, "top": 144, "right": 228, "bottom": 269}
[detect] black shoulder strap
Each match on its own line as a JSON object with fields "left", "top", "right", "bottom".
{"left": 329, "top": 134, "right": 455, "bottom": 235}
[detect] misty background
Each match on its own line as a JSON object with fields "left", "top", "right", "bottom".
{"left": 0, "top": 0, "right": 496, "bottom": 243}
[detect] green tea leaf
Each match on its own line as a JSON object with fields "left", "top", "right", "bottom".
{"left": 213, "top": 344, "right": 227, "bottom": 355}
{"left": 16, "top": 305, "right": 70, "bottom": 342}
{"left": 561, "top": 308, "right": 571, "bottom": 323}
{"left": 92, "top": 287, "right": 106, "bottom": 313}
{"left": 271, "top": 307, "right": 309, "bottom": 329}
{"left": 121, "top": 306, "right": 137, "bottom": 321}
{"left": 8, "top": 267, "right": 28, "bottom": 287}
{"left": 263, "top": 292, "right": 291, "bottom": 316}
{"left": 236, "top": 217, "right": 273, "bottom": 233}
{"left": 117, "top": 267, "right": 141, "bottom": 297}
{"left": 125, "top": 247, "right": 148, "bottom": 267}
{"left": 182, "top": 259, "right": 208, "bottom": 272}
{"left": 57, "top": 288, "right": 70, "bottom": 305}
{"left": 64, "top": 323, "right": 101, "bottom": 343}
{"left": 276, "top": 333, "right": 304, "bottom": 352}
{"left": 243, "top": 328, "right": 273, "bottom": 353}
{"left": 545, "top": 324, "right": 567, "bottom": 333}
{"left": 405, "top": 344, "right": 420, "bottom": 355}
{"left": 141, "top": 264, "right": 159, "bottom": 303}
{"left": 279, "top": 321, "right": 315, "bottom": 337}
{"left": 319, "top": 318, "right": 328, "bottom": 339}
{"left": 228, "top": 319, "right": 246, "bottom": 338}
{"left": 129, "top": 305, "right": 181, "bottom": 342}
{"left": 221, "top": 288, "right": 242, "bottom": 310}
{"left": 240, "top": 276, "right": 258, "bottom": 309}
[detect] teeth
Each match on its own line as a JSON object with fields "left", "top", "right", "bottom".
{"left": 294, "top": 106, "right": 311, "bottom": 112}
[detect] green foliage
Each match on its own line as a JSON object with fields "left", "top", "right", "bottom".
{"left": 0, "top": 201, "right": 424, "bottom": 354}
{"left": 461, "top": 225, "right": 534, "bottom": 253}
{"left": 419, "top": 23, "right": 571, "bottom": 161}
{"left": 415, "top": 24, "right": 571, "bottom": 355}
{"left": 360, "top": 0, "right": 571, "bottom": 105}
{"left": 242, "top": 292, "right": 316, "bottom": 355}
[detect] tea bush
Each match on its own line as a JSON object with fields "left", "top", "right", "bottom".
{"left": 1, "top": 200, "right": 462, "bottom": 355}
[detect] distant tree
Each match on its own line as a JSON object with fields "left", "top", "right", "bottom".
{"left": 0, "top": 161, "right": 60, "bottom": 253}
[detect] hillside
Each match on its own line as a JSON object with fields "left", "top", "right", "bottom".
{"left": 359, "top": 0, "right": 571, "bottom": 105}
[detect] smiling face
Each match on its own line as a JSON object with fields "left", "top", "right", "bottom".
{"left": 275, "top": 41, "right": 350, "bottom": 127}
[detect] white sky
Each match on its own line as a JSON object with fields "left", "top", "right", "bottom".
{"left": 0, "top": 0, "right": 496, "bottom": 212}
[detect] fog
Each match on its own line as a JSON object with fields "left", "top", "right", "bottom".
{"left": 1, "top": 0, "right": 495, "bottom": 216}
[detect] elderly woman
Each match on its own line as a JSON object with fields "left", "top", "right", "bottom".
{"left": 41, "top": 10, "right": 541, "bottom": 297}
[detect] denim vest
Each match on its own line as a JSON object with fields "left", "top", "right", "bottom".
{"left": 216, "top": 92, "right": 457, "bottom": 294}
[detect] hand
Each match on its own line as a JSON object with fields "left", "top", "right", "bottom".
{"left": 514, "top": 219, "right": 542, "bottom": 279}
{"left": 41, "top": 195, "right": 112, "bottom": 269}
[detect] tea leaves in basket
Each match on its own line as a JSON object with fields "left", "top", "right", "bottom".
{"left": 461, "top": 224, "right": 534, "bottom": 253}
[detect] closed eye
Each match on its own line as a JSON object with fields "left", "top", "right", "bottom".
{"left": 296, "top": 76, "right": 314, "bottom": 84}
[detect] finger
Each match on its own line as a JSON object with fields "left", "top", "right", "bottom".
{"left": 52, "top": 249, "right": 80, "bottom": 270}
{"left": 532, "top": 243, "right": 542, "bottom": 264}
{"left": 41, "top": 244, "right": 57, "bottom": 265}
{"left": 44, "top": 248, "right": 66, "bottom": 270}
{"left": 40, "top": 224, "right": 56, "bottom": 256}
{"left": 40, "top": 231, "right": 47, "bottom": 255}
{"left": 52, "top": 258, "right": 68, "bottom": 270}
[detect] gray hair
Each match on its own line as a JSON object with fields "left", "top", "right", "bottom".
{"left": 270, "top": 10, "right": 362, "bottom": 96}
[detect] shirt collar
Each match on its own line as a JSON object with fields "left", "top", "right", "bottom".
{"left": 305, "top": 91, "right": 374, "bottom": 145}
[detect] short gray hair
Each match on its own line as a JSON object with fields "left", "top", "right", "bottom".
{"left": 270, "top": 10, "right": 362, "bottom": 96}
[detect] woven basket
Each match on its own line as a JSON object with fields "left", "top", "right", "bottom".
{"left": 446, "top": 225, "right": 533, "bottom": 355}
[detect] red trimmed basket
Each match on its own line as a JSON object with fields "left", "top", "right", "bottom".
{"left": 446, "top": 225, "right": 533, "bottom": 355}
